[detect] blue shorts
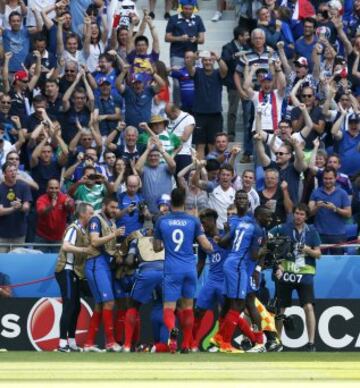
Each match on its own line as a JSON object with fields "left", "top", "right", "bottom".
{"left": 85, "top": 255, "right": 114, "bottom": 304}
{"left": 196, "top": 278, "right": 224, "bottom": 310}
{"left": 113, "top": 274, "right": 136, "bottom": 299}
{"left": 246, "top": 260, "right": 259, "bottom": 294}
{"left": 163, "top": 270, "right": 197, "bottom": 302}
{"left": 131, "top": 268, "right": 163, "bottom": 304}
{"left": 223, "top": 259, "right": 248, "bottom": 300}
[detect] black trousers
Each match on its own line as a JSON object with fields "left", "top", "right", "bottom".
{"left": 55, "top": 270, "right": 81, "bottom": 340}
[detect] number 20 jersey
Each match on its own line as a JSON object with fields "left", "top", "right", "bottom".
{"left": 154, "top": 211, "right": 204, "bottom": 273}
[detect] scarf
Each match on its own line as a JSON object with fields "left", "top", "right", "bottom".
{"left": 259, "top": 90, "right": 278, "bottom": 130}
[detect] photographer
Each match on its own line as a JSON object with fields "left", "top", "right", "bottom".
{"left": 68, "top": 166, "right": 112, "bottom": 210}
{"left": 270, "top": 203, "right": 321, "bottom": 352}
{"left": 115, "top": 175, "right": 151, "bottom": 237}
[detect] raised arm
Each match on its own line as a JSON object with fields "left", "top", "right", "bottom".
{"left": 2, "top": 52, "right": 11, "bottom": 93}
{"left": 254, "top": 132, "right": 271, "bottom": 168}
{"left": 290, "top": 79, "right": 303, "bottom": 107}
{"left": 115, "top": 64, "right": 130, "bottom": 94}
{"left": 177, "top": 161, "right": 195, "bottom": 190}
{"left": 135, "top": 138, "right": 154, "bottom": 175}
{"left": 28, "top": 50, "right": 41, "bottom": 91}
{"left": 56, "top": 16, "right": 65, "bottom": 57}
{"left": 30, "top": 137, "right": 48, "bottom": 168}
{"left": 82, "top": 72, "right": 95, "bottom": 111}
{"left": 308, "top": 137, "right": 320, "bottom": 174}
{"left": 333, "top": 16, "right": 352, "bottom": 56}
{"left": 243, "top": 61, "right": 256, "bottom": 99}
{"left": 62, "top": 70, "right": 83, "bottom": 111}
{"left": 276, "top": 41, "right": 291, "bottom": 76}
{"left": 290, "top": 138, "right": 307, "bottom": 172}
{"left": 147, "top": 16, "right": 159, "bottom": 54}
{"left": 273, "top": 59, "right": 286, "bottom": 96}
{"left": 82, "top": 16, "right": 92, "bottom": 57}
{"left": 211, "top": 51, "right": 227, "bottom": 79}
{"left": 331, "top": 104, "right": 346, "bottom": 141}
{"left": 154, "top": 138, "right": 176, "bottom": 174}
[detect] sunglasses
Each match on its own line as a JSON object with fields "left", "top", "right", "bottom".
{"left": 302, "top": 94, "right": 313, "bottom": 98}
{"left": 275, "top": 152, "right": 289, "bottom": 156}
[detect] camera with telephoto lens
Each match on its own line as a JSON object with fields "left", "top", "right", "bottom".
{"left": 264, "top": 235, "right": 295, "bottom": 269}
{"left": 138, "top": 201, "right": 147, "bottom": 223}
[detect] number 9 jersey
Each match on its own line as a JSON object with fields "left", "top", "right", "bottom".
{"left": 154, "top": 211, "right": 204, "bottom": 273}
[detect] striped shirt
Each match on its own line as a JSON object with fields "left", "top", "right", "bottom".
{"left": 235, "top": 47, "right": 278, "bottom": 76}
{"left": 63, "top": 221, "right": 84, "bottom": 271}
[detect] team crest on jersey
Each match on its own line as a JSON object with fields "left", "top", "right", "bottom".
{"left": 90, "top": 222, "right": 98, "bottom": 230}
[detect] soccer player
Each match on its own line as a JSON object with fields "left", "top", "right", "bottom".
{"left": 153, "top": 187, "right": 213, "bottom": 353}
{"left": 55, "top": 202, "right": 94, "bottom": 352}
{"left": 192, "top": 208, "right": 228, "bottom": 351}
{"left": 83, "top": 196, "right": 126, "bottom": 352}
{"left": 211, "top": 190, "right": 264, "bottom": 353}
{"left": 122, "top": 228, "right": 164, "bottom": 352}
{"left": 245, "top": 205, "right": 282, "bottom": 352}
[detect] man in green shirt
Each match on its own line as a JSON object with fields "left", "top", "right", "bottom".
{"left": 68, "top": 166, "right": 112, "bottom": 210}
{"left": 138, "top": 115, "right": 181, "bottom": 157}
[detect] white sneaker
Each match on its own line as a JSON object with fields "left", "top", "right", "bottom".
{"left": 122, "top": 346, "right": 131, "bottom": 353}
{"left": 83, "top": 345, "right": 106, "bottom": 353}
{"left": 106, "top": 343, "right": 122, "bottom": 352}
{"left": 246, "top": 343, "right": 267, "bottom": 353}
{"left": 211, "top": 11, "right": 222, "bottom": 22}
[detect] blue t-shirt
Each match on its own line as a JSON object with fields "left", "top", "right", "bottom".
{"left": 3, "top": 29, "right": 30, "bottom": 72}
{"left": 94, "top": 95, "right": 122, "bottom": 136}
{"left": 226, "top": 215, "right": 257, "bottom": 268}
{"left": 294, "top": 36, "right": 317, "bottom": 71}
{"left": 154, "top": 211, "right": 203, "bottom": 273}
{"left": 170, "top": 67, "right": 194, "bottom": 109}
{"left": 166, "top": 14, "right": 206, "bottom": 58}
{"left": 334, "top": 130, "right": 360, "bottom": 177}
{"left": 192, "top": 68, "right": 223, "bottom": 114}
{"left": 93, "top": 70, "right": 120, "bottom": 100}
{"left": 309, "top": 187, "right": 351, "bottom": 235}
{"left": 122, "top": 86, "right": 155, "bottom": 128}
{"left": 116, "top": 191, "right": 144, "bottom": 236}
{"left": 88, "top": 214, "right": 113, "bottom": 259}
{"left": 0, "top": 181, "right": 32, "bottom": 238}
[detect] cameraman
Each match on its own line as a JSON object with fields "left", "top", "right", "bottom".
{"left": 115, "top": 175, "right": 151, "bottom": 237}
{"left": 270, "top": 203, "right": 321, "bottom": 352}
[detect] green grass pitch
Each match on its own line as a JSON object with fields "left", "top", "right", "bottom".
{"left": 1, "top": 352, "right": 360, "bottom": 387}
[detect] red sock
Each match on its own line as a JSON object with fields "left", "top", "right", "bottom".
{"left": 114, "top": 309, "right": 126, "bottom": 344}
{"left": 221, "top": 309, "right": 239, "bottom": 344}
{"left": 155, "top": 343, "right": 169, "bottom": 352}
{"left": 238, "top": 316, "right": 261, "bottom": 343}
{"left": 124, "top": 308, "right": 137, "bottom": 348}
{"left": 181, "top": 308, "right": 194, "bottom": 349}
{"left": 102, "top": 308, "right": 115, "bottom": 346}
{"left": 132, "top": 311, "right": 140, "bottom": 344}
{"left": 192, "top": 310, "right": 205, "bottom": 348}
{"left": 163, "top": 308, "right": 175, "bottom": 332}
{"left": 85, "top": 310, "right": 102, "bottom": 347}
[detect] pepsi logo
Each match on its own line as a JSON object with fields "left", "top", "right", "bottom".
{"left": 27, "top": 298, "right": 92, "bottom": 351}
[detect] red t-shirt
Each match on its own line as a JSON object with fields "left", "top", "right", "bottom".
{"left": 36, "top": 192, "right": 74, "bottom": 241}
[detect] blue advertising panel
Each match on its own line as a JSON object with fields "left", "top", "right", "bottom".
{"left": 0, "top": 254, "right": 359, "bottom": 298}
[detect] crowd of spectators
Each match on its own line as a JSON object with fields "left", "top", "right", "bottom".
{"left": 0, "top": 0, "right": 358, "bottom": 253}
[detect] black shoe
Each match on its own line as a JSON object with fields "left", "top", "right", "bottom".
{"left": 266, "top": 340, "right": 283, "bottom": 352}
{"left": 180, "top": 348, "right": 190, "bottom": 354}
{"left": 168, "top": 328, "right": 179, "bottom": 353}
{"left": 164, "top": 12, "right": 171, "bottom": 19}
{"left": 306, "top": 343, "right": 316, "bottom": 352}
{"left": 149, "top": 11, "right": 155, "bottom": 19}
{"left": 240, "top": 338, "right": 252, "bottom": 351}
{"left": 57, "top": 345, "right": 70, "bottom": 353}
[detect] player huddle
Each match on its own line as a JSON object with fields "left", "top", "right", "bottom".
{"left": 55, "top": 189, "right": 283, "bottom": 353}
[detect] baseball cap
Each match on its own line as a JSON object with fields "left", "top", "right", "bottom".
{"left": 14, "top": 70, "right": 28, "bottom": 82}
{"left": 349, "top": 113, "right": 360, "bottom": 123}
{"left": 97, "top": 77, "right": 111, "bottom": 86}
{"left": 157, "top": 194, "right": 171, "bottom": 208}
{"left": 294, "top": 57, "right": 308, "bottom": 67}
{"left": 260, "top": 72, "right": 273, "bottom": 82}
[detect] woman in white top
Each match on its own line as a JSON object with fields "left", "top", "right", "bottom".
{"left": 83, "top": 16, "right": 108, "bottom": 72}
{"left": 0, "top": 0, "right": 26, "bottom": 29}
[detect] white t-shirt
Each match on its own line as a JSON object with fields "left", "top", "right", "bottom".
{"left": 168, "top": 111, "right": 195, "bottom": 156}
{"left": 26, "top": 0, "right": 55, "bottom": 27}
{"left": 209, "top": 185, "right": 235, "bottom": 229}
{"left": 251, "top": 89, "right": 284, "bottom": 132}
{"left": 84, "top": 42, "right": 105, "bottom": 73}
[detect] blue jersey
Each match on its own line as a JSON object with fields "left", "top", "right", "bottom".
{"left": 199, "top": 233, "right": 228, "bottom": 282}
{"left": 154, "top": 211, "right": 203, "bottom": 272}
{"left": 227, "top": 215, "right": 256, "bottom": 267}
{"left": 88, "top": 215, "right": 113, "bottom": 259}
